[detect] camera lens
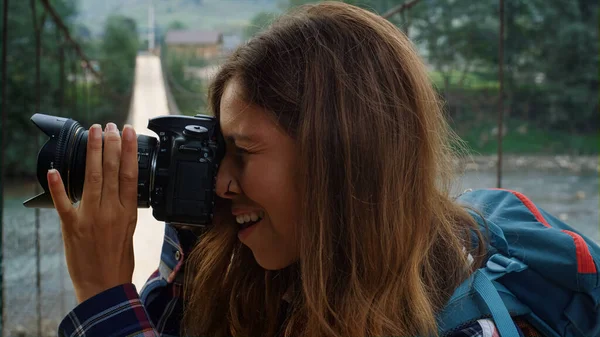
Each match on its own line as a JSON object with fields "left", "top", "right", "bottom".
{"left": 23, "top": 113, "right": 157, "bottom": 208}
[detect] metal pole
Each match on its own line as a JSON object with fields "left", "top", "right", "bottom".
{"left": 0, "top": 0, "right": 9, "bottom": 334}
{"left": 30, "top": 0, "right": 42, "bottom": 334}
{"left": 56, "top": 24, "right": 66, "bottom": 317}
{"left": 57, "top": 27, "right": 64, "bottom": 113}
{"left": 83, "top": 63, "right": 89, "bottom": 119}
{"left": 497, "top": 0, "right": 504, "bottom": 188}
{"left": 71, "top": 55, "right": 77, "bottom": 117}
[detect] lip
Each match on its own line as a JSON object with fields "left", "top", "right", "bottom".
{"left": 238, "top": 218, "right": 262, "bottom": 240}
{"left": 231, "top": 207, "right": 264, "bottom": 216}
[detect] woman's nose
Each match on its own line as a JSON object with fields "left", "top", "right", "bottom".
{"left": 215, "top": 156, "right": 241, "bottom": 199}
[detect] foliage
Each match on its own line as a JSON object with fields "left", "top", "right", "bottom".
{"left": 164, "top": 53, "right": 209, "bottom": 116}
{"left": 273, "top": 0, "right": 598, "bottom": 153}
{"left": 405, "top": 0, "right": 599, "bottom": 133}
{"left": 167, "top": 20, "right": 188, "bottom": 31}
{"left": 99, "top": 16, "right": 139, "bottom": 95}
{"left": 1, "top": 1, "right": 139, "bottom": 177}
{"left": 160, "top": 21, "right": 209, "bottom": 116}
{"left": 458, "top": 118, "right": 599, "bottom": 155}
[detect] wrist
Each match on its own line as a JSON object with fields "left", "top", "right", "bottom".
{"left": 75, "top": 281, "right": 133, "bottom": 304}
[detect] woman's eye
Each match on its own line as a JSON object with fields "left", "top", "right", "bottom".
{"left": 233, "top": 147, "right": 251, "bottom": 164}
{"left": 235, "top": 147, "right": 250, "bottom": 156}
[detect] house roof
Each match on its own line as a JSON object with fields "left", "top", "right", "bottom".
{"left": 165, "top": 30, "right": 222, "bottom": 45}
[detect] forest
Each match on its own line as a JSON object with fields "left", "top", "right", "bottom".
{"left": 1, "top": 0, "right": 598, "bottom": 177}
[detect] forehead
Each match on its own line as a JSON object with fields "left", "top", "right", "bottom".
{"left": 219, "top": 80, "right": 278, "bottom": 139}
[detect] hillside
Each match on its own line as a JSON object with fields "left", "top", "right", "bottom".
{"left": 76, "top": 0, "right": 281, "bottom": 36}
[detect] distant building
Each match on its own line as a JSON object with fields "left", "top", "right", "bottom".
{"left": 165, "top": 29, "right": 223, "bottom": 59}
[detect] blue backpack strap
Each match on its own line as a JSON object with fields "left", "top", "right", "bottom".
{"left": 472, "top": 269, "right": 519, "bottom": 337}
{"left": 438, "top": 253, "right": 531, "bottom": 336}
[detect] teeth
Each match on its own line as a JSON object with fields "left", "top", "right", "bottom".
{"left": 235, "top": 211, "right": 264, "bottom": 225}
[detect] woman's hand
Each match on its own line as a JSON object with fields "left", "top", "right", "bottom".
{"left": 47, "top": 122, "right": 139, "bottom": 304}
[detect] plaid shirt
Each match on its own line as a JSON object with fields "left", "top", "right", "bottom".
{"left": 57, "top": 224, "right": 530, "bottom": 337}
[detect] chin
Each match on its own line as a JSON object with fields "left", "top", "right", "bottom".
{"left": 252, "top": 252, "right": 296, "bottom": 270}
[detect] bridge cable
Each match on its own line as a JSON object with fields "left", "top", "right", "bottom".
{"left": 0, "top": 0, "right": 9, "bottom": 333}
{"left": 29, "top": 0, "right": 43, "bottom": 335}
{"left": 39, "top": 0, "right": 100, "bottom": 80}
{"left": 497, "top": 0, "right": 504, "bottom": 188}
{"left": 55, "top": 22, "right": 67, "bottom": 318}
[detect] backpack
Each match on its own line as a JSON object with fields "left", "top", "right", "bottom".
{"left": 437, "top": 188, "right": 600, "bottom": 337}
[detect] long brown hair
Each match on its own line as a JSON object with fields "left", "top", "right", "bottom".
{"left": 182, "top": 2, "right": 486, "bottom": 336}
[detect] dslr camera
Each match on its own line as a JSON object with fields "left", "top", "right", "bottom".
{"left": 23, "top": 113, "right": 225, "bottom": 226}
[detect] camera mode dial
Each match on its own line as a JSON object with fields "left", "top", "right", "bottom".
{"left": 183, "top": 125, "right": 209, "bottom": 139}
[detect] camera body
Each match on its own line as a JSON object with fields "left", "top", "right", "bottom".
{"left": 144, "top": 114, "right": 224, "bottom": 225}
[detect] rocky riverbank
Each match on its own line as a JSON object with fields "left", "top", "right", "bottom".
{"left": 455, "top": 155, "right": 598, "bottom": 173}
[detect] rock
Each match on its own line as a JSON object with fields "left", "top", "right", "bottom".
{"left": 516, "top": 124, "right": 528, "bottom": 135}
{"left": 456, "top": 155, "right": 598, "bottom": 173}
{"left": 12, "top": 325, "right": 26, "bottom": 337}
{"left": 479, "top": 132, "right": 489, "bottom": 147}
{"left": 539, "top": 160, "right": 555, "bottom": 170}
{"left": 42, "top": 318, "right": 57, "bottom": 337}
{"left": 559, "top": 213, "right": 569, "bottom": 221}
{"left": 555, "top": 156, "right": 570, "bottom": 169}
{"left": 490, "top": 126, "right": 508, "bottom": 137}
{"left": 575, "top": 191, "right": 586, "bottom": 200}
{"left": 465, "top": 162, "right": 479, "bottom": 171}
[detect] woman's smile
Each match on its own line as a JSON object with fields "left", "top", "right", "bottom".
{"left": 237, "top": 216, "right": 263, "bottom": 240}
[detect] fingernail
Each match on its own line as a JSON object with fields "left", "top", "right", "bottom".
{"left": 91, "top": 124, "right": 102, "bottom": 140}
{"left": 123, "top": 125, "right": 135, "bottom": 141}
{"left": 106, "top": 122, "right": 117, "bottom": 134}
{"left": 48, "top": 169, "right": 58, "bottom": 183}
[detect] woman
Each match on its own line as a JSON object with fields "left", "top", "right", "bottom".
{"left": 50, "top": 2, "right": 536, "bottom": 336}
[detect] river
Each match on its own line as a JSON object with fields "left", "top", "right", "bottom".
{"left": 1, "top": 169, "right": 598, "bottom": 336}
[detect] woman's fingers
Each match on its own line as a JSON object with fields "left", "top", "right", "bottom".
{"left": 119, "top": 125, "right": 138, "bottom": 208}
{"left": 101, "top": 123, "right": 122, "bottom": 204}
{"left": 81, "top": 124, "right": 103, "bottom": 206}
{"left": 47, "top": 169, "right": 76, "bottom": 225}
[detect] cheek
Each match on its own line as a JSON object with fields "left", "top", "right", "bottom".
{"left": 241, "top": 157, "right": 299, "bottom": 233}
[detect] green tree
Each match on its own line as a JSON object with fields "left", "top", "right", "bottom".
{"left": 407, "top": 0, "right": 598, "bottom": 132}
{"left": 99, "top": 15, "right": 139, "bottom": 95}
{"left": 1, "top": 2, "right": 141, "bottom": 176}
{"left": 1, "top": 0, "right": 79, "bottom": 176}
{"left": 504, "top": 0, "right": 599, "bottom": 132}
{"left": 167, "top": 20, "right": 188, "bottom": 31}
